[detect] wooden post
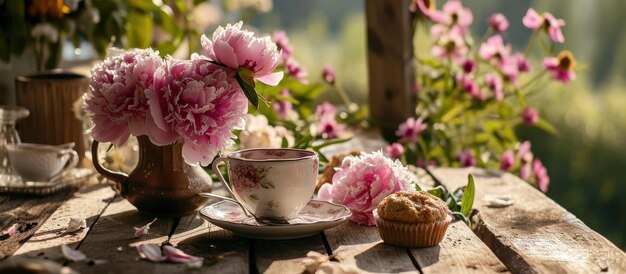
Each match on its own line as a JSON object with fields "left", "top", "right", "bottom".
{"left": 365, "top": 0, "right": 415, "bottom": 139}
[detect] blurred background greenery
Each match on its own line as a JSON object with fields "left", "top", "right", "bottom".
{"left": 250, "top": 0, "right": 626, "bottom": 249}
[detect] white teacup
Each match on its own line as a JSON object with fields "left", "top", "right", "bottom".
{"left": 7, "top": 143, "right": 79, "bottom": 182}
{"left": 212, "top": 148, "right": 318, "bottom": 220}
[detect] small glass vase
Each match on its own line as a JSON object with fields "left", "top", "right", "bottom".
{"left": 0, "top": 106, "right": 29, "bottom": 185}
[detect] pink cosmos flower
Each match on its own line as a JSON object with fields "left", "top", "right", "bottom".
{"left": 322, "top": 65, "right": 336, "bottom": 85}
{"left": 272, "top": 31, "right": 293, "bottom": 59}
{"left": 500, "top": 150, "right": 515, "bottom": 171}
{"left": 522, "top": 107, "right": 539, "bottom": 126}
{"left": 410, "top": 0, "right": 445, "bottom": 21}
{"left": 517, "top": 141, "right": 533, "bottom": 164}
{"left": 273, "top": 89, "right": 293, "bottom": 120}
{"left": 489, "top": 13, "right": 509, "bottom": 32}
{"left": 317, "top": 117, "right": 346, "bottom": 139}
{"left": 146, "top": 58, "right": 248, "bottom": 166}
{"left": 533, "top": 159, "right": 550, "bottom": 193}
{"left": 396, "top": 117, "right": 428, "bottom": 143}
{"left": 520, "top": 162, "right": 532, "bottom": 181}
{"left": 479, "top": 35, "right": 511, "bottom": 63}
{"left": 85, "top": 48, "right": 163, "bottom": 147}
{"left": 499, "top": 57, "right": 520, "bottom": 83}
{"left": 523, "top": 8, "right": 565, "bottom": 43}
{"left": 200, "top": 21, "right": 283, "bottom": 86}
{"left": 457, "top": 74, "right": 485, "bottom": 100}
{"left": 431, "top": 32, "right": 468, "bottom": 62}
{"left": 485, "top": 73, "right": 503, "bottom": 101}
{"left": 457, "top": 148, "right": 476, "bottom": 167}
{"left": 315, "top": 102, "right": 338, "bottom": 118}
{"left": 435, "top": 0, "right": 473, "bottom": 30}
{"left": 317, "top": 151, "right": 411, "bottom": 226}
{"left": 385, "top": 143, "right": 404, "bottom": 159}
{"left": 285, "top": 57, "right": 308, "bottom": 84}
{"left": 416, "top": 158, "right": 437, "bottom": 168}
{"left": 544, "top": 51, "right": 576, "bottom": 83}
{"left": 461, "top": 59, "right": 476, "bottom": 74}
{"left": 515, "top": 53, "right": 531, "bottom": 73}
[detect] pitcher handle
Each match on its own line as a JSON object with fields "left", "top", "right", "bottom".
{"left": 92, "top": 140, "right": 129, "bottom": 196}
{"left": 211, "top": 156, "right": 238, "bottom": 199}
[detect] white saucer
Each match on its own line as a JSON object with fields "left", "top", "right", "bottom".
{"left": 199, "top": 200, "right": 351, "bottom": 240}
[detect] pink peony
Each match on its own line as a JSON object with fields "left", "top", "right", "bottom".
{"left": 489, "top": 13, "right": 509, "bottom": 32}
{"left": 500, "top": 150, "right": 515, "bottom": 171}
{"left": 322, "top": 64, "right": 336, "bottom": 85}
{"left": 200, "top": 21, "right": 283, "bottom": 86}
{"left": 396, "top": 117, "right": 428, "bottom": 143}
{"left": 544, "top": 50, "right": 576, "bottom": 83}
{"left": 533, "top": 159, "right": 550, "bottom": 193}
{"left": 146, "top": 58, "right": 248, "bottom": 166}
{"left": 317, "top": 151, "right": 411, "bottom": 225}
{"left": 85, "top": 48, "right": 163, "bottom": 147}
{"left": 485, "top": 73, "right": 503, "bottom": 101}
{"left": 457, "top": 148, "right": 476, "bottom": 167}
{"left": 385, "top": 143, "right": 404, "bottom": 159}
{"left": 272, "top": 31, "right": 293, "bottom": 59}
{"left": 522, "top": 107, "right": 539, "bottom": 125}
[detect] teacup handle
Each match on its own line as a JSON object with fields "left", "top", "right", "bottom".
{"left": 211, "top": 156, "right": 252, "bottom": 216}
{"left": 48, "top": 150, "right": 79, "bottom": 182}
{"left": 211, "top": 156, "right": 239, "bottom": 200}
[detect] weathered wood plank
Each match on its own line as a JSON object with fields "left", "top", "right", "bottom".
{"left": 324, "top": 222, "right": 419, "bottom": 273}
{"left": 67, "top": 196, "right": 174, "bottom": 273}
{"left": 0, "top": 190, "right": 74, "bottom": 259}
{"left": 366, "top": 0, "right": 416, "bottom": 135}
{"left": 409, "top": 221, "right": 509, "bottom": 273}
{"left": 12, "top": 185, "right": 116, "bottom": 262}
{"left": 429, "top": 167, "right": 626, "bottom": 273}
{"left": 160, "top": 212, "right": 250, "bottom": 274}
{"left": 255, "top": 234, "right": 327, "bottom": 274}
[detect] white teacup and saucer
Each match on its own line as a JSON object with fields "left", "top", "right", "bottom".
{"left": 7, "top": 143, "right": 79, "bottom": 183}
{"left": 199, "top": 148, "right": 351, "bottom": 239}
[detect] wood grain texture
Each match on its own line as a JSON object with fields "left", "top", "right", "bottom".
{"left": 13, "top": 185, "right": 116, "bottom": 261}
{"left": 255, "top": 234, "right": 327, "bottom": 274}
{"left": 428, "top": 167, "right": 626, "bottom": 274}
{"left": 67, "top": 196, "right": 174, "bottom": 273}
{"left": 324, "top": 222, "right": 419, "bottom": 273}
{"left": 161, "top": 212, "right": 250, "bottom": 274}
{"left": 409, "top": 221, "right": 508, "bottom": 273}
{"left": 0, "top": 190, "right": 73, "bottom": 259}
{"left": 365, "top": 0, "right": 416, "bottom": 135}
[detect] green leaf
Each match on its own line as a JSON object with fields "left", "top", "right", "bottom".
{"left": 281, "top": 137, "right": 289, "bottom": 148}
{"left": 452, "top": 212, "right": 469, "bottom": 224}
{"left": 314, "top": 148, "right": 329, "bottom": 164}
{"left": 312, "top": 137, "right": 352, "bottom": 150}
{"left": 427, "top": 186, "right": 445, "bottom": 199}
{"left": 126, "top": 9, "right": 153, "bottom": 48}
{"left": 415, "top": 183, "right": 422, "bottom": 191}
{"left": 236, "top": 72, "right": 259, "bottom": 109}
{"left": 535, "top": 118, "right": 558, "bottom": 135}
{"left": 461, "top": 174, "right": 476, "bottom": 216}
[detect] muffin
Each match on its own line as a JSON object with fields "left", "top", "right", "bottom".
{"left": 374, "top": 191, "right": 452, "bottom": 247}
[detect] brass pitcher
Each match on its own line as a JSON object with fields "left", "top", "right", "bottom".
{"left": 91, "top": 136, "right": 212, "bottom": 217}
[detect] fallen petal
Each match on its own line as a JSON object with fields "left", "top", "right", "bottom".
{"left": 134, "top": 218, "right": 157, "bottom": 238}
{"left": 317, "top": 262, "right": 360, "bottom": 274}
{"left": 136, "top": 244, "right": 166, "bottom": 262}
{"left": 66, "top": 218, "right": 86, "bottom": 233}
{"left": 62, "top": 244, "right": 87, "bottom": 262}
{"left": 3, "top": 223, "right": 18, "bottom": 236}
{"left": 483, "top": 194, "right": 514, "bottom": 208}
{"left": 163, "top": 245, "right": 203, "bottom": 264}
{"left": 303, "top": 251, "right": 330, "bottom": 273}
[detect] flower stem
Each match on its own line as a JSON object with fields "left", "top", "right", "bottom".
{"left": 524, "top": 30, "right": 539, "bottom": 56}
{"left": 334, "top": 80, "right": 354, "bottom": 111}
{"left": 518, "top": 70, "right": 548, "bottom": 91}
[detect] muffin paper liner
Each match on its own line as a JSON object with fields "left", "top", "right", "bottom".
{"left": 374, "top": 210, "right": 451, "bottom": 248}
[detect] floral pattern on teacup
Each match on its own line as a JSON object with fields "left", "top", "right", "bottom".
{"left": 231, "top": 163, "right": 274, "bottom": 193}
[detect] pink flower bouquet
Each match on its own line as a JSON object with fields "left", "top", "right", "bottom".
{"left": 85, "top": 21, "right": 283, "bottom": 166}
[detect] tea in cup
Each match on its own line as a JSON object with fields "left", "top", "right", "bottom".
{"left": 212, "top": 148, "right": 318, "bottom": 220}
{"left": 7, "top": 143, "right": 79, "bottom": 182}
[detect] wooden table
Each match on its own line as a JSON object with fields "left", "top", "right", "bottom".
{"left": 1, "top": 166, "right": 625, "bottom": 274}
